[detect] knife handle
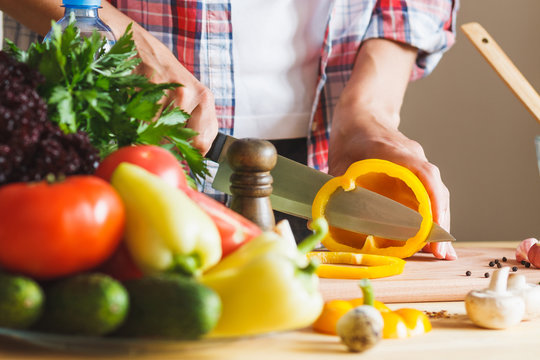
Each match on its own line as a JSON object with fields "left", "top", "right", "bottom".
{"left": 228, "top": 138, "right": 277, "bottom": 231}
{"left": 206, "top": 132, "right": 230, "bottom": 163}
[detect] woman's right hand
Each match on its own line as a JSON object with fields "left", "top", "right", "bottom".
{"left": 101, "top": 4, "right": 218, "bottom": 155}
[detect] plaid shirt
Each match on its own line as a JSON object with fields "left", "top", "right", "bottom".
{"left": 107, "top": 0, "right": 458, "bottom": 174}
{"left": 3, "top": 0, "right": 458, "bottom": 184}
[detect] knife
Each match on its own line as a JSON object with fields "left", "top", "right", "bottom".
{"left": 207, "top": 133, "right": 455, "bottom": 242}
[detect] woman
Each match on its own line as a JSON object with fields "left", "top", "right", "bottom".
{"left": 1, "top": 0, "right": 458, "bottom": 259}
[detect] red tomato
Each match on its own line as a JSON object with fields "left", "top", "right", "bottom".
{"left": 95, "top": 145, "right": 188, "bottom": 189}
{"left": 0, "top": 176, "right": 125, "bottom": 280}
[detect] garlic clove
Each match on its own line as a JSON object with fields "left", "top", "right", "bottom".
{"left": 527, "top": 242, "right": 540, "bottom": 269}
{"left": 336, "top": 305, "right": 383, "bottom": 353}
{"left": 515, "top": 238, "right": 538, "bottom": 263}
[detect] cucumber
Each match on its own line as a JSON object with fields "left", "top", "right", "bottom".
{"left": 0, "top": 272, "right": 44, "bottom": 329}
{"left": 38, "top": 273, "right": 129, "bottom": 336}
{"left": 116, "top": 274, "right": 221, "bottom": 339}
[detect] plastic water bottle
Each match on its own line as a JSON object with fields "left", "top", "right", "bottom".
{"left": 43, "top": 0, "right": 116, "bottom": 52}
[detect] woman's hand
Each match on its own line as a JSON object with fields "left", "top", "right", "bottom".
{"left": 100, "top": 3, "right": 218, "bottom": 155}
{"left": 128, "top": 25, "right": 218, "bottom": 154}
{"left": 328, "top": 38, "right": 456, "bottom": 260}
{"left": 328, "top": 108, "right": 456, "bottom": 260}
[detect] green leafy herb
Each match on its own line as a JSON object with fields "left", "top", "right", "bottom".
{"left": 6, "top": 21, "right": 208, "bottom": 181}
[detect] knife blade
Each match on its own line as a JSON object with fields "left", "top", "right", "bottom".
{"left": 206, "top": 133, "right": 455, "bottom": 243}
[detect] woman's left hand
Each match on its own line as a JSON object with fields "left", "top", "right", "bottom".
{"left": 328, "top": 107, "right": 456, "bottom": 260}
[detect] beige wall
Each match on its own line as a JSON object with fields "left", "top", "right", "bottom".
{"left": 401, "top": 0, "right": 540, "bottom": 242}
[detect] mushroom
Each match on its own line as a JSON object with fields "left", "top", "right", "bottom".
{"left": 465, "top": 267, "right": 525, "bottom": 329}
{"left": 507, "top": 273, "right": 540, "bottom": 320}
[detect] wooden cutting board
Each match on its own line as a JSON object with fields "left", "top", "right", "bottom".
{"left": 318, "top": 246, "right": 540, "bottom": 303}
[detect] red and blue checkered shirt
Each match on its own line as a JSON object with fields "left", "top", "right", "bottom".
{"left": 108, "top": 0, "right": 458, "bottom": 175}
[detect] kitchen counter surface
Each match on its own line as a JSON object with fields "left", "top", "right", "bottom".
{"left": 1, "top": 241, "right": 538, "bottom": 360}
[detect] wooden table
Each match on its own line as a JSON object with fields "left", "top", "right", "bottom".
{"left": 1, "top": 242, "right": 539, "bottom": 360}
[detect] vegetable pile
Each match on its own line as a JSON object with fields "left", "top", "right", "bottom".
{"left": 0, "top": 23, "right": 326, "bottom": 340}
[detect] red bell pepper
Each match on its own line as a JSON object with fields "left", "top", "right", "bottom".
{"left": 183, "top": 186, "right": 262, "bottom": 258}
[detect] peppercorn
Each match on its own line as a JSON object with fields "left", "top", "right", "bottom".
{"left": 484, "top": 272, "right": 490, "bottom": 278}
{"left": 521, "top": 260, "right": 527, "bottom": 265}
{"left": 496, "top": 263, "right": 502, "bottom": 268}
{"left": 525, "top": 262, "right": 531, "bottom": 268}
{"left": 512, "top": 266, "right": 518, "bottom": 272}
{"left": 489, "top": 261, "right": 495, "bottom": 267}
{"left": 502, "top": 257, "right": 507, "bottom": 262}
{"left": 494, "top": 259, "right": 500, "bottom": 264}
{"left": 465, "top": 271, "right": 472, "bottom": 276}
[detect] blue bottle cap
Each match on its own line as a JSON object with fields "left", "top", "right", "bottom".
{"left": 62, "top": 0, "right": 102, "bottom": 7}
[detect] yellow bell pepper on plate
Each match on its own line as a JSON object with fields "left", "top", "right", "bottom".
{"left": 200, "top": 218, "right": 328, "bottom": 337}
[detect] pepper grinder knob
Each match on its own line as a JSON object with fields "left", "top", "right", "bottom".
{"left": 227, "top": 138, "right": 277, "bottom": 231}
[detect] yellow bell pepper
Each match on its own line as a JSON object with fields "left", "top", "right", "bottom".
{"left": 111, "top": 163, "right": 222, "bottom": 276}
{"left": 312, "top": 159, "right": 433, "bottom": 259}
{"left": 312, "top": 279, "right": 431, "bottom": 339}
{"left": 200, "top": 218, "right": 328, "bottom": 337}
{"left": 378, "top": 306, "right": 432, "bottom": 338}
{"left": 306, "top": 251, "right": 405, "bottom": 279}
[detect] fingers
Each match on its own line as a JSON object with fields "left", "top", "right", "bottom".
{"left": 414, "top": 161, "right": 451, "bottom": 230}
{"left": 169, "top": 81, "right": 218, "bottom": 156}
{"left": 121, "top": 23, "right": 219, "bottom": 156}
{"left": 426, "top": 242, "right": 458, "bottom": 260}
{"left": 186, "top": 103, "right": 219, "bottom": 156}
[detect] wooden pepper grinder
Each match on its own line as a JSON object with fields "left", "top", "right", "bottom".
{"left": 227, "top": 138, "right": 277, "bottom": 231}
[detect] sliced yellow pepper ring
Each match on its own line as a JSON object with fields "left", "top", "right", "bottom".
{"left": 312, "top": 159, "right": 433, "bottom": 259}
{"left": 306, "top": 251, "right": 405, "bottom": 279}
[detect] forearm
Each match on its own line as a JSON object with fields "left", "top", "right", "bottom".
{"left": 328, "top": 38, "right": 455, "bottom": 259}
{"left": 0, "top": 0, "right": 63, "bottom": 35}
{"left": 0, "top": 0, "right": 134, "bottom": 38}
{"left": 334, "top": 38, "right": 416, "bottom": 133}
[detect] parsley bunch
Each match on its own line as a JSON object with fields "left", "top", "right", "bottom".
{"left": 6, "top": 22, "right": 207, "bottom": 181}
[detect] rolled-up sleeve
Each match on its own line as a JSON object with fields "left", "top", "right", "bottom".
{"left": 363, "top": 0, "right": 459, "bottom": 80}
